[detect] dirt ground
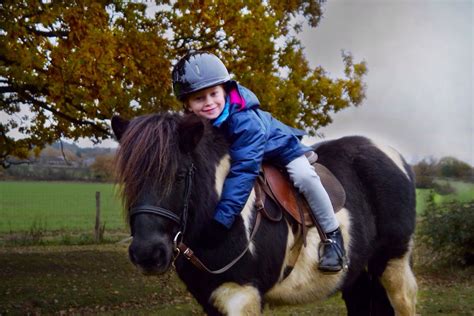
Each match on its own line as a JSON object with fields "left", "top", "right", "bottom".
{"left": 0, "top": 244, "right": 473, "bottom": 315}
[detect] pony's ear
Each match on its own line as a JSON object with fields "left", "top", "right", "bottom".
{"left": 178, "top": 114, "right": 205, "bottom": 153}
{"left": 111, "top": 116, "right": 130, "bottom": 142}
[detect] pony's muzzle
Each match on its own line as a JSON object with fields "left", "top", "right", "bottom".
{"left": 129, "top": 238, "right": 172, "bottom": 275}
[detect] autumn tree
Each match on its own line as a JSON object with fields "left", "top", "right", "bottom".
{"left": 40, "top": 145, "right": 77, "bottom": 163}
{"left": 1, "top": 0, "right": 367, "bottom": 168}
{"left": 437, "top": 157, "right": 473, "bottom": 181}
{"left": 412, "top": 158, "right": 438, "bottom": 188}
{"left": 90, "top": 153, "right": 115, "bottom": 181}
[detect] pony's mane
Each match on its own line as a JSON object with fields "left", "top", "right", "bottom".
{"left": 115, "top": 113, "right": 181, "bottom": 209}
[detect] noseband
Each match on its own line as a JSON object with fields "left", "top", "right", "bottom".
{"left": 128, "top": 163, "right": 195, "bottom": 245}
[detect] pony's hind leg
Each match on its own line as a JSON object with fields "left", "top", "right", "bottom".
{"left": 379, "top": 242, "right": 417, "bottom": 316}
{"left": 210, "top": 282, "right": 262, "bottom": 315}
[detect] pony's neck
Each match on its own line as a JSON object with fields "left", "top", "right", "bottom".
{"left": 185, "top": 126, "right": 231, "bottom": 243}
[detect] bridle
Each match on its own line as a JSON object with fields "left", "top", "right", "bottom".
{"left": 129, "top": 163, "right": 195, "bottom": 249}
{"left": 128, "top": 161, "right": 264, "bottom": 275}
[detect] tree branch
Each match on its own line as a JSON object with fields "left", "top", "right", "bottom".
{"left": 1, "top": 157, "right": 36, "bottom": 169}
{"left": 0, "top": 54, "right": 16, "bottom": 66}
{"left": 3, "top": 82, "right": 111, "bottom": 136}
{"left": 0, "top": 86, "right": 17, "bottom": 94}
{"left": 25, "top": 26, "right": 69, "bottom": 38}
{"left": 59, "top": 139, "right": 72, "bottom": 165}
{"left": 0, "top": 83, "right": 48, "bottom": 96}
{"left": 24, "top": 95, "right": 111, "bottom": 136}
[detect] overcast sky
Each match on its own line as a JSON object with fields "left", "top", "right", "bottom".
{"left": 302, "top": 0, "right": 473, "bottom": 165}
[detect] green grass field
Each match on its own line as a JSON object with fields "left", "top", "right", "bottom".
{"left": 1, "top": 180, "right": 473, "bottom": 234}
{"left": 0, "top": 244, "right": 472, "bottom": 315}
{"left": 416, "top": 180, "right": 474, "bottom": 214}
{"left": 0, "top": 181, "right": 125, "bottom": 233}
{"left": 1, "top": 180, "right": 473, "bottom": 314}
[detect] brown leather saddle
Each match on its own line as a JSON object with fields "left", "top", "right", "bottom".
{"left": 258, "top": 151, "right": 346, "bottom": 229}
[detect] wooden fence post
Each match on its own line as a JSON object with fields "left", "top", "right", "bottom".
{"left": 95, "top": 191, "right": 101, "bottom": 242}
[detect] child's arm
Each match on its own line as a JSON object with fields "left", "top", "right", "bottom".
{"left": 213, "top": 110, "right": 266, "bottom": 229}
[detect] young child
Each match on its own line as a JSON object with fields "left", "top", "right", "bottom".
{"left": 172, "top": 51, "right": 345, "bottom": 272}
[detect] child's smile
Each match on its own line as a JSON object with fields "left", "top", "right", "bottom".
{"left": 187, "top": 85, "right": 226, "bottom": 120}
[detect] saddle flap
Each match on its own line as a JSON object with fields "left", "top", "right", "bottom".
{"left": 262, "top": 159, "right": 346, "bottom": 226}
{"left": 314, "top": 163, "right": 346, "bottom": 212}
{"left": 262, "top": 164, "right": 313, "bottom": 226}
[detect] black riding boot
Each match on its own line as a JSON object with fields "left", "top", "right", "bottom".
{"left": 318, "top": 228, "right": 346, "bottom": 272}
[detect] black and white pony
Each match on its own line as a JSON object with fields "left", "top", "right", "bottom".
{"left": 112, "top": 113, "right": 417, "bottom": 316}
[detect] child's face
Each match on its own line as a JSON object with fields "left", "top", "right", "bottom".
{"left": 187, "top": 85, "right": 226, "bottom": 120}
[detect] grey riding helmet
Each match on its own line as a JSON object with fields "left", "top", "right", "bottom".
{"left": 172, "top": 51, "right": 231, "bottom": 101}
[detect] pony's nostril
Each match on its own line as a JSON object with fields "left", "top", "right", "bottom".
{"left": 153, "top": 244, "right": 163, "bottom": 260}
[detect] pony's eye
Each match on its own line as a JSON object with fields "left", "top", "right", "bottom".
{"left": 175, "top": 173, "right": 186, "bottom": 181}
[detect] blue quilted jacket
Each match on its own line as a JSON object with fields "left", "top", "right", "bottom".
{"left": 212, "top": 82, "right": 311, "bottom": 228}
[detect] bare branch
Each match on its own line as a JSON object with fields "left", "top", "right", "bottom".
{"left": 59, "top": 139, "right": 72, "bottom": 165}
{"left": 1, "top": 157, "right": 36, "bottom": 169}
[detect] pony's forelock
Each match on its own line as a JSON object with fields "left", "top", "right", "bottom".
{"left": 114, "top": 113, "right": 181, "bottom": 210}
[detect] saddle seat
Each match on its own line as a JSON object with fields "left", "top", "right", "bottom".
{"left": 259, "top": 151, "right": 346, "bottom": 227}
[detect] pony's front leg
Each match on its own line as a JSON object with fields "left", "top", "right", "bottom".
{"left": 209, "top": 282, "right": 262, "bottom": 315}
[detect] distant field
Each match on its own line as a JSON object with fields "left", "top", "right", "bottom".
{"left": 416, "top": 180, "right": 474, "bottom": 214}
{"left": 1, "top": 180, "right": 473, "bottom": 233}
{"left": 0, "top": 181, "right": 125, "bottom": 233}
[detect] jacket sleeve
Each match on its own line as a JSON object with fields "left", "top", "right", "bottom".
{"left": 213, "top": 110, "right": 266, "bottom": 228}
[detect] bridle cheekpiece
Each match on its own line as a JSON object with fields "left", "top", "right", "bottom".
{"left": 128, "top": 162, "right": 196, "bottom": 249}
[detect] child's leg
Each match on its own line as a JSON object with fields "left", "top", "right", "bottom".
{"left": 286, "top": 155, "right": 345, "bottom": 272}
{"left": 285, "top": 155, "right": 339, "bottom": 233}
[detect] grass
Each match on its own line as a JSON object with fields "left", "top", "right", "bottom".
{"left": 416, "top": 179, "right": 474, "bottom": 214}
{"left": 0, "top": 244, "right": 198, "bottom": 315}
{"left": 0, "top": 180, "right": 473, "bottom": 314}
{"left": 435, "top": 179, "right": 474, "bottom": 202}
{"left": 1, "top": 179, "right": 472, "bottom": 246}
{"left": 0, "top": 179, "right": 471, "bottom": 247}
{"left": 0, "top": 243, "right": 472, "bottom": 315}
{"left": 2, "top": 179, "right": 473, "bottom": 233}
{"left": 0, "top": 181, "right": 125, "bottom": 233}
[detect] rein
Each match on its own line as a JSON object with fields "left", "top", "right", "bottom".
{"left": 177, "top": 211, "right": 262, "bottom": 274}
{"left": 175, "top": 181, "right": 265, "bottom": 274}
{"left": 129, "top": 162, "right": 265, "bottom": 275}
